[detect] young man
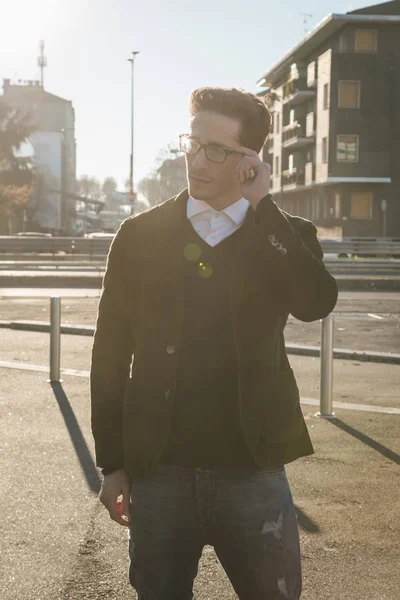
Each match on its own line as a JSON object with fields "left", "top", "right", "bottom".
{"left": 90, "top": 87, "right": 338, "bottom": 599}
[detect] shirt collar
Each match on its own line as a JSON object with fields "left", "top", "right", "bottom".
{"left": 187, "top": 195, "right": 250, "bottom": 226}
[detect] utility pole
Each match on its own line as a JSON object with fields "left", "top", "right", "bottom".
{"left": 300, "top": 13, "right": 313, "bottom": 36}
{"left": 128, "top": 51, "right": 140, "bottom": 216}
{"left": 37, "top": 40, "right": 47, "bottom": 88}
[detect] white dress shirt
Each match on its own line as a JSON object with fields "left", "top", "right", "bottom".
{"left": 187, "top": 195, "right": 250, "bottom": 247}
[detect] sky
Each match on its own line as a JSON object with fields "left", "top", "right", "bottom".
{"left": 1, "top": 0, "right": 369, "bottom": 191}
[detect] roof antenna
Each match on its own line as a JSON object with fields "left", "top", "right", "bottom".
{"left": 37, "top": 40, "right": 47, "bottom": 88}
{"left": 300, "top": 13, "right": 313, "bottom": 36}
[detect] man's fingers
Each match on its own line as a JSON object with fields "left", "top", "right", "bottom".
{"left": 121, "top": 492, "right": 131, "bottom": 521}
{"left": 98, "top": 471, "right": 132, "bottom": 528}
{"left": 110, "top": 507, "right": 131, "bottom": 527}
{"left": 236, "top": 157, "right": 259, "bottom": 182}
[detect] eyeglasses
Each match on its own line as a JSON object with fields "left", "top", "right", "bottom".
{"left": 179, "top": 134, "right": 236, "bottom": 164}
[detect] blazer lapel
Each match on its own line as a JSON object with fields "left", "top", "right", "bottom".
{"left": 148, "top": 189, "right": 189, "bottom": 345}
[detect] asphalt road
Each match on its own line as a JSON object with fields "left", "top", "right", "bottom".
{"left": 0, "top": 290, "right": 399, "bottom": 599}
{"left": 1, "top": 354, "right": 399, "bottom": 600}
{"left": 1, "top": 291, "right": 399, "bottom": 355}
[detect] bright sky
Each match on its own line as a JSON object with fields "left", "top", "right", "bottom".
{"left": 1, "top": 0, "right": 368, "bottom": 190}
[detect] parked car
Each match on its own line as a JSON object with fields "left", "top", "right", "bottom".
{"left": 84, "top": 232, "right": 115, "bottom": 239}
{"left": 16, "top": 232, "right": 52, "bottom": 237}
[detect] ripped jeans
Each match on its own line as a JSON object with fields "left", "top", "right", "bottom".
{"left": 128, "top": 463, "right": 302, "bottom": 600}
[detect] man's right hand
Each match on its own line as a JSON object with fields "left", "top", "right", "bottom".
{"left": 99, "top": 469, "right": 132, "bottom": 527}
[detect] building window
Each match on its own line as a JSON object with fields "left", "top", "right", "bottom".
{"left": 337, "top": 135, "right": 359, "bottom": 162}
{"left": 351, "top": 192, "right": 372, "bottom": 218}
{"left": 322, "top": 137, "right": 328, "bottom": 163}
{"left": 338, "top": 81, "right": 360, "bottom": 108}
{"left": 355, "top": 30, "right": 377, "bottom": 53}
{"left": 323, "top": 83, "right": 329, "bottom": 109}
{"left": 288, "top": 154, "right": 294, "bottom": 172}
{"left": 289, "top": 109, "right": 295, "bottom": 125}
{"left": 275, "top": 156, "right": 279, "bottom": 175}
{"left": 275, "top": 113, "right": 280, "bottom": 134}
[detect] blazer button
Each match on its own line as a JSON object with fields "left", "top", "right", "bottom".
{"left": 165, "top": 390, "right": 172, "bottom": 401}
{"left": 166, "top": 344, "right": 176, "bottom": 355}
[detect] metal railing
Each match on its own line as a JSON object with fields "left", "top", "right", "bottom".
{"left": 0, "top": 236, "right": 113, "bottom": 257}
{"left": 321, "top": 239, "right": 400, "bottom": 257}
{"left": 2, "top": 236, "right": 400, "bottom": 258}
{"left": 282, "top": 167, "right": 306, "bottom": 187}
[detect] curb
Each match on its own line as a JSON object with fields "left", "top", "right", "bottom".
{"left": 285, "top": 343, "right": 400, "bottom": 365}
{"left": 0, "top": 275, "right": 399, "bottom": 291}
{"left": 1, "top": 320, "right": 399, "bottom": 365}
{"left": 0, "top": 320, "right": 94, "bottom": 336}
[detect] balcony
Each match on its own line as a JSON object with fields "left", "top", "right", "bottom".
{"left": 282, "top": 167, "right": 305, "bottom": 190}
{"left": 282, "top": 121, "right": 314, "bottom": 149}
{"left": 306, "top": 112, "right": 316, "bottom": 138}
{"left": 282, "top": 78, "right": 315, "bottom": 106}
{"left": 305, "top": 162, "right": 315, "bottom": 186}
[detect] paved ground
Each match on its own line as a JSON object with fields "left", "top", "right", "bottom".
{"left": 0, "top": 290, "right": 399, "bottom": 355}
{"left": 0, "top": 291, "right": 399, "bottom": 599}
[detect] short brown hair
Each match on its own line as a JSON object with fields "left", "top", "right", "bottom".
{"left": 189, "top": 87, "right": 272, "bottom": 153}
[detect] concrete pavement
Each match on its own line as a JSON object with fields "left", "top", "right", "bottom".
{"left": 0, "top": 326, "right": 399, "bottom": 599}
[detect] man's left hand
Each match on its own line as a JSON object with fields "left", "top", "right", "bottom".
{"left": 235, "top": 146, "right": 271, "bottom": 209}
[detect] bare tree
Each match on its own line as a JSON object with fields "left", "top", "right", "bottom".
{"left": 137, "top": 146, "right": 186, "bottom": 208}
{"left": 0, "top": 99, "right": 36, "bottom": 233}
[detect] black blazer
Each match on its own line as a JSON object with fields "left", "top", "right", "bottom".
{"left": 90, "top": 189, "right": 338, "bottom": 478}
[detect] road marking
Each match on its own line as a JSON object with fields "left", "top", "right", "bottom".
{"left": 367, "top": 313, "right": 384, "bottom": 319}
{"left": 0, "top": 360, "right": 89, "bottom": 377}
{"left": 301, "top": 397, "right": 400, "bottom": 415}
{"left": 0, "top": 361, "right": 399, "bottom": 414}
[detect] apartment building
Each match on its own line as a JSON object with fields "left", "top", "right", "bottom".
{"left": 2, "top": 78, "right": 76, "bottom": 233}
{"left": 257, "top": 0, "right": 400, "bottom": 237}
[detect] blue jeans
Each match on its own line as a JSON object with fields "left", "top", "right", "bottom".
{"left": 128, "top": 463, "right": 302, "bottom": 599}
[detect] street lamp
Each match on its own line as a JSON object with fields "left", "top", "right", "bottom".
{"left": 128, "top": 51, "right": 140, "bottom": 216}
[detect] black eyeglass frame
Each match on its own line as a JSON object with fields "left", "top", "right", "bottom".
{"left": 179, "top": 134, "right": 237, "bottom": 164}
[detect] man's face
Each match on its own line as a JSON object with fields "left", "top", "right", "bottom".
{"left": 185, "top": 110, "right": 243, "bottom": 202}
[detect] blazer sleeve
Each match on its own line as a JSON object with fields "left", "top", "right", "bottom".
{"left": 90, "top": 219, "right": 135, "bottom": 475}
{"left": 254, "top": 195, "right": 338, "bottom": 322}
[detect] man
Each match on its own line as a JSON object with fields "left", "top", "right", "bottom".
{"left": 90, "top": 87, "right": 338, "bottom": 599}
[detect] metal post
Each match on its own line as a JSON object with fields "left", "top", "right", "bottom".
{"left": 47, "top": 296, "right": 62, "bottom": 383}
{"left": 317, "top": 313, "right": 335, "bottom": 419}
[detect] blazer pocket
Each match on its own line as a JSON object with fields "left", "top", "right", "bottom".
{"left": 260, "top": 367, "right": 300, "bottom": 444}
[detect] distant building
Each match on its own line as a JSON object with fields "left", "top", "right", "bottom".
{"left": 2, "top": 78, "right": 76, "bottom": 233}
{"left": 257, "top": 0, "right": 400, "bottom": 237}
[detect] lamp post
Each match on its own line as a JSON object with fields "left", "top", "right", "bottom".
{"left": 128, "top": 51, "right": 140, "bottom": 216}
